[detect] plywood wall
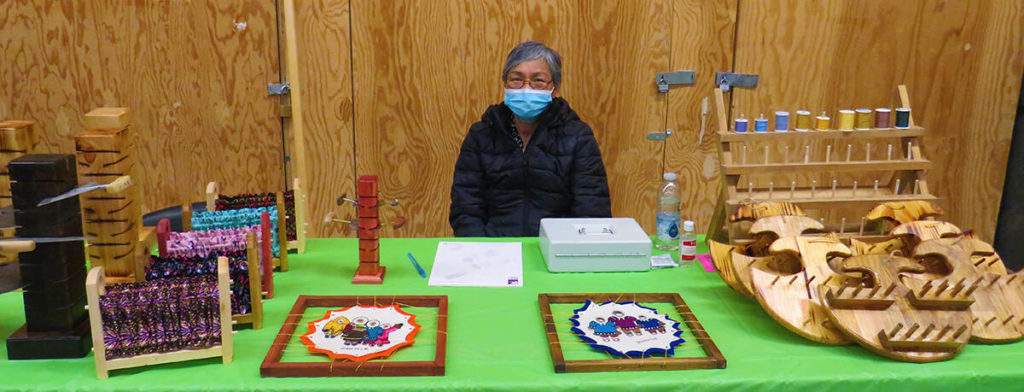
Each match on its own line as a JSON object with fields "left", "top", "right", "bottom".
{"left": 294, "top": 0, "right": 355, "bottom": 238}
{"left": 730, "top": 0, "right": 1024, "bottom": 241}
{"left": 349, "top": 0, "right": 677, "bottom": 237}
{"left": 0, "top": 1, "right": 283, "bottom": 214}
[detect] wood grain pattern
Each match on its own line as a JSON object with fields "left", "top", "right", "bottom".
{"left": 664, "top": 0, "right": 737, "bottom": 234}
{"left": 350, "top": 0, "right": 671, "bottom": 236}
{"left": 0, "top": 1, "right": 283, "bottom": 216}
{"left": 730, "top": 0, "right": 1024, "bottom": 241}
{"left": 293, "top": 0, "right": 355, "bottom": 238}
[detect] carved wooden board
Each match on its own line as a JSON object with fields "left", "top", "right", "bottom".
{"left": 865, "top": 201, "right": 943, "bottom": 225}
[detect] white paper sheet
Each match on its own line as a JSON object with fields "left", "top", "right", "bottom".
{"left": 428, "top": 241, "right": 523, "bottom": 287}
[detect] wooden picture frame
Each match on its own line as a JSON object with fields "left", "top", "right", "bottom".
{"left": 260, "top": 295, "right": 447, "bottom": 377}
{"left": 538, "top": 293, "right": 726, "bottom": 373}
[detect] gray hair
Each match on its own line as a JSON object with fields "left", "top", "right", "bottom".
{"left": 502, "top": 41, "right": 562, "bottom": 88}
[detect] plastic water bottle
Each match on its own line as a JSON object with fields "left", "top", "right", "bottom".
{"left": 655, "top": 173, "right": 681, "bottom": 251}
{"left": 679, "top": 220, "right": 697, "bottom": 266}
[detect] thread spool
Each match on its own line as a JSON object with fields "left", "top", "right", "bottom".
{"left": 734, "top": 116, "right": 748, "bottom": 133}
{"left": 774, "top": 111, "right": 790, "bottom": 132}
{"left": 838, "top": 110, "right": 855, "bottom": 131}
{"left": 754, "top": 113, "right": 768, "bottom": 133}
{"left": 795, "top": 110, "right": 811, "bottom": 131}
{"left": 875, "top": 108, "right": 891, "bottom": 129}
{"left": 894, "top": 108, "right": 911, "bottom": 128}
{"left": 815, "top": 112, "right": 831, "bottom": 130}
{"left": 855, "top": 108, "right": 872, "bottom": 130}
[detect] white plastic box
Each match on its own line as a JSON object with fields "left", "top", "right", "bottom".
{"left": 538, "top": 218, "right": 652, "bottom": 272}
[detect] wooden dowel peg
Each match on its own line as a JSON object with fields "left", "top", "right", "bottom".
{"left": 920, "top": 281, "right": 934, "bottom": 297}
{"left": 811, "top": 180, "right": 817, "bottom": 197}
{"left": 950, "top": 278, "right": 967, "bottom": 296}
{"left": 906, "top": 142, "right": 913, "bottom": 160}
{"left": 859, "top": 217, "right": 866, "bottom": 235}
{"left": 851, "top": 285, "right": 864, "bottom": 297}
{"left": 764, "top": 146, "right": 770, "bottom": 164}
{"left": 883, "top": 283, "right": 897, "bottom": 296}
{"left": 1007, "top": 275, "right": 1018, "bottom": 284}
{"left": 768, "top": 182, "right": 774, "bottom": 199}
{"left": 784, "top": 146, "right": 789, "bottom": 164}
{"left": 1004, "top": 315, "right": 1016, "bottom": 325}
{"left": 888, "top": 323, "right": 904, "bottom": 338}
{"left": 806, "top": 275, "right": 816, "bottom": 286}
{"left": 935, "top": 280, "right": 950, "bottom": 295}
{"left": 865, "top": 142, "right": 871, "bottom": 161}
{"left": 874, "top": 179, "right": 879, "bottom": 195}
{"left": 887, "top": 144, "right": 893, "bottom": 161}
{"left": 964, "top": 278, "right": 983, "bottom": 297}
{"left": 840, "top": 217, "right": 846, "bottom": 234}
{"left": 825, "top": 145, "right": 832, "bottom": 163}
{"left": 748, "top": 182, "right": 754, "bottom": 198}
{"left": 953, "top": 325, "right": 968, "bottom": 339}
{"left": 789, "top": 275, "right": 799, "bottom": 285}
{"left": 790, "top": 181, "right": 796, "bottom": 198}
{"left": 822, "top": 276, "right": 833, "bottom": 286}
{"left": 869, "top": 285, "right": 881, "bottom": 297}
{"left": 846, "top": 144, "right": 852, "bottom": 162}
{"left": 837, "top": 285, "right": 848, "bottom": 296}
{"left": 921, "top": 324, "right": 935, "bottom": 338}
{"left": 936, "top": 325, "right": 953, "bottom": 340}
{"left": 894, "top": 179, "right": 901, "bottom": 195}
{"left": 914, "top": 179, "right": 920, "bottom": 194}
{"left": 990, "top": 275, "right": 1001, "bottom": 286}
{"left": 852, "top": 181, "right": 858, "bottom": 196}
{"left": 904, "top": 323, "right": 920, "bottom": 338}
{"left": 985, "top": 317, "right": 997, "bottom": 327}
{"left": 804, "top": 145, "right": 810, "bottom": 163}
{"left": 831, "top": 179, "right": 837, "bottom": 198}
{"left": 771, "top": 275, "right": 781, "bottom": 286}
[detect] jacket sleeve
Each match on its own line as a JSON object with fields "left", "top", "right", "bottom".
{"left": 569, "top": 124, "right": 612, "bottom": 217}
{"left": 449, "top": 129, "right": 489, "bottom": 236}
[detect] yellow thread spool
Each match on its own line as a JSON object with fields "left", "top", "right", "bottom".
{"left": 838, "top": 110, "right": 855, "bottom": 131}
{"left": 815, "top": 112, "right": 830, "bottom": 130}
{"left": 795, "top": 110, "right": 811, "bottom": 131}
{"left": 855, "top": 108, "right": 872, "bottom": 130}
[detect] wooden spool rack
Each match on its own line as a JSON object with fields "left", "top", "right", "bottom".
{"left": 706, "top": 85, "right": 936, "bottom": 244}
{"left": 85, "top": 257, "right": 234, "bottom": 379}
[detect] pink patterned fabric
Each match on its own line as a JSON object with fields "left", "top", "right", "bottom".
{"left": 166, "top": 227, "right": 262, "bottom": 258}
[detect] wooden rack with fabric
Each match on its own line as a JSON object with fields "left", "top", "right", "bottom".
{"left": 205, "top": 178, "right": 308, "bottom": 256}
{"left": 185, "top": 185, "right": 291, "bottom": 273}
{"left": 150, "top": 226, "right": 264, "bottom": 329}
{"left": 85, "top": 256, "right": 234, "bottom": 379}
{"left": 706, "top": 85, "right": 936, "bottom": 245}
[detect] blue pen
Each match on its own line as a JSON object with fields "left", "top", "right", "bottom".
{"left": 407, "top": 252, "right": 427, "bottom": 278}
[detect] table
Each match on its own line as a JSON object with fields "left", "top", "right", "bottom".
{"left": 1, "top": 237, "right": 1023, "bottom": 391}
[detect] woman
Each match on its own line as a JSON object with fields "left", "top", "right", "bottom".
{"left": 449, "top": 41, "right": 611, "bottom": 237}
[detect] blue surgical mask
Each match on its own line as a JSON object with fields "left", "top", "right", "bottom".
{"left": 504, "top": 88, "right": 553, "bottom": 121}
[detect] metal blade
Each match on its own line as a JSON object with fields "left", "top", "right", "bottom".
{"left": 0, "top": 237, "right": 90, "bottom": 244}
{"left": 36, "top": 182, "right": 102, "bottom": 207}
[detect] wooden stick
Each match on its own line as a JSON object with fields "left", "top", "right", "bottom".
{"left": 748, "top": 182, "right": 754, "bottom": 198}
{"left": 1004, "top": 315, "right": 1016, "bottom": 325}
{"left": 764, "top": 146, "right": 769, "bottom": 164}
{"left": 921, "top": 324, "right": 935, "bottom": 338}
{"left": 282, "top": 0, "right": 310, "bottom": 231}
{"left": 846, "top": 144, "right": 852, "bottom": 162}
{"left": 837, "top": 285, "right": 848, "bottom": 296}
{"left": 859, "top": 217, "right": 866, "bottom": 235}
{"left": 936, "top": 325, "right": 953, "bottom": 340}
{"left": 887, "top": 144, "right": 893, "bottom": 161}
{"left": 950, "top": 278, "right": 966, "bottom": 296}
{"left": 851, "top": 285, "right": 863, "bottom": 297}
{"left": 874, "top": 179, "right": 879, "bottom": 195}
{"left": 865, "top": 142, "right": 871, "bottom": 161}
{"left": 789, "top": 275, "right": 799, "bottom": 285}
{"left": 806, "top": 275, "right": 816, "bottom": 286}
{"left": 889, "top": 323, "right": 904, "bottom": 338}
{"left": 869, "top": 285, "right": 881, "bottom": 297}
{"left": 934, "top": 280, "right": 950, "bottom": 296}
{"left": 894, "top": 179, "right": 901, "bottom": 195}
{"left": 920, "top": 281, "right": 934, "bottom": 297}
{"left": 831, "top": 179, "right": 837, "bottom": 198}
{"left": 905, "top": 323, "right": 920, "bottom": 337}
{"left": 953, "top": 325, "right": 968, "bottom": 339}
{"left": 914, "top": 179, "right": 920, "bottom": 194}
{"left": 825, "top": 145, "right": 832, "bottom": 163}
{"left": 784, "top": 146, "right": 789, "bottom": 164}
{"left": 768, "top": 182, "right": 774, "bottom": 199}
{"left": 852, "top": 181, "right": 857, "bottom": 196}
{"left": 906, "top": 142, "right": 913, "bottom": 160}
{"left": 804, "top": 145, "right": 810, "bottom": 163}
{"left": 884, "top": 283, "right": 897, "bottom": 296}
{"left": 840, "top": 217, "right": 846, "bottom": 234}
{"left": 790, "top": 181, "right": 796, "bottom": 198}
{"left": 742, "top": 145, "right": 747, "bottom": 164}
{"left": 811, "top": 180, "right": 817, "bottom": 198}
{"left": 771, "top": 275, "right": 781, "bottom": 286}
{"left": 985, "top": 317, "right": 997, "bottom": 327}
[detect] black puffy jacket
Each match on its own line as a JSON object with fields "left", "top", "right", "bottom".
{"left": 449, "top": 97, "right": 612, "bottom": 237}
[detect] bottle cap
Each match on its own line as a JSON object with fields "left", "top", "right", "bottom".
{"left": 663, "top": 172, "right": 677, "bottom": 181}
{"left": 683, "top": 220, "right": 695, "bottom": 231}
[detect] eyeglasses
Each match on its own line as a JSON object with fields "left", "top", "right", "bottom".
{"left": 506, "top": 77, "right": 553, "bottom": 89}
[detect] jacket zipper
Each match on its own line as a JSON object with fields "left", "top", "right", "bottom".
{"left": 520, "top": 139, "right": 530, "bottom": 235}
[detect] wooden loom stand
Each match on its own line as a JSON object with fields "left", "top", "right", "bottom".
{"left": 153, "top": 221, "right": 264, "bottom": 329}
{"left": 282, "top": 0, "right": 309, "bottom": 255}
{"left": 177, "top": 207, "right": 276, "bottom": 298}
{"left": 85, "top": 257, "right": 234, "bottom": 379}
{"left": 706, "top": 85, "right": 935, "bottom": 245}
{"left": 203, "top": 181, "right": 291, "bottom": 271}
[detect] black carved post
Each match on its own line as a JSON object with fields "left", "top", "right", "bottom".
{"left": 5, "top": 154, "right": 91, "bottom": 359}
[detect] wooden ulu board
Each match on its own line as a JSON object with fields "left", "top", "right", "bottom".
{"left": 820, "top": 254, "right": 972, "bottom": 363}
{"left": 537, "top": 293, "right": 726, "bottom": 373}
{"left": 259, "top": 295, "right": 447, "bottom": 378}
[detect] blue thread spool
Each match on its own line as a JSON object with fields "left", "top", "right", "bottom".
{"left": 734, "top": 116, "right": 748, "bottom": 133}
{"left": 894, "top": 108, "right": 911, "bottom": 129}
{"left": 774, "top": 111, "right": 790, "bottom": 132}
{"left": 754, "top": 113, "right": 768, "bottom": 133}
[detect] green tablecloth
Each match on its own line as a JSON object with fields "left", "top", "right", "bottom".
{"left": 2, "top": 237, "right": 1023, "bottom": 391}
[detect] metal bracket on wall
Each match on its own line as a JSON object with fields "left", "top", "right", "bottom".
{"left": 655, "top": 71, "right": 696, "bottom": 93}
{"left": 646, "top": 129, "right": 674, "bottom": 141}
{"left": 267, "top": 83, "right": 291, "bottom": 95}
{"left": 715, "top": 72, "right": 758, "bottom": 92}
